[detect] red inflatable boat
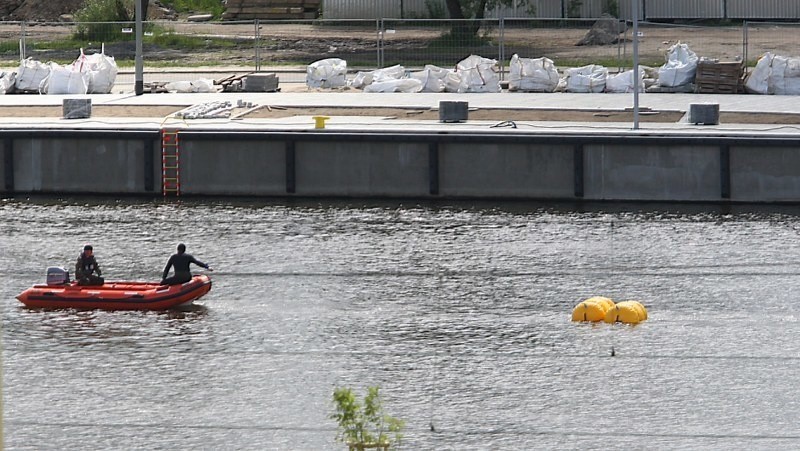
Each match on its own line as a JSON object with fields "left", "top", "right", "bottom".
{"left": 16, "top": 272, "right": 212, "bottom": 311}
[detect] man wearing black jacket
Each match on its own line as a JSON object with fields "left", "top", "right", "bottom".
{"left": 161, "top": 243, "right": 213, "bottom": 285}
{"left": 76, "top": 244, "right": 104, "bottom": 286}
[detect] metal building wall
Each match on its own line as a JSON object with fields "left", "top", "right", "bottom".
{"left": 323, "top": 0, "right": 613, "bottom": 19}
{"left": 618, "top": 0, "right": 644, "bottom": 20}
{"left": 487, "top": 0, "right": 605, "bottom": 18}
{"left": 322, "top": 0, "right": 800, "bottom": 20}
{"left": 644, "top": 0, "right": 724, "bottom": 19}
{"left": 727, "top": 0, "right": 800, "bottom": 19}
{"left": 323, "top": 0, "right": 399, "bottom": 19}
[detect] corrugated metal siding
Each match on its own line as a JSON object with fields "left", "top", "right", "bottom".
{"left": 323, "top": 0, "right": 399, "bottom": 19}
{"left": 727, "top": 0, "right": 800, "bottom": 19}
{"left": 644, "top": 0, "right": 724, "bottom": 19}
{"left": 456, "top": 0, "right": 609, "bottom": 19}
{"left": 616, "top": 0, "right": 644, "bottom": 21}
{"left": 323, "top": 0, "right": 800, "bottom": 20}
{"left": 324, "top": 0, "right": 616, "bottom": 19}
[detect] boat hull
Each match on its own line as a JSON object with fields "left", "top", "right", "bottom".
{"left": 16, "top": 275, "right": 212, "bottom": 311}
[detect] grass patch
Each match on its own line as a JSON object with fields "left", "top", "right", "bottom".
{"left": 149, "top": 33, "right": 239, "bottom": 50}
{"left": 159, "top": 0, "right": 224, "bottom": 18}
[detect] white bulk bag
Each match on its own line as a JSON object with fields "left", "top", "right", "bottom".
{"left": 350, "top": 65, "right": 405, "bottom": 89}
{"left": 408, "top": 65, "right": 462, "bottom": 93}
{"left": 15, "top": 58, "right": 50, "bottom": 91}
{"left": 81, "top": 51, "right": 118, "bottom": 94}
{"left": 0, "top": 71, "right": 15, "bottom": 94}
{"left": 456, "top": 55, "right": 501, "bottom": 93}
{"left": 658, "top": 43, "right": 698, "bottom": 87}
{"left": 508, "top": 54, "right": 560, "bottom": 92}
{"left": 768, "top": 55, "right": 800, "bottom": 95}
{"left": 164, "top": 78, "right": 216, "bottom": 93}
{"left": 565, "top": 64, "right": 608, "bottom": 93}
{"left": 605, "top": 68, "right": 645, "bottom": 93}
{"left": 41, "top": 62, "right": 89, "bottom": 95}
{"left": 364, "top": 78, "right": 423, "bottom": 93}
{"left": 744, "top": 52, "right": 772, "bottom": 95}
{"left": 306, "top": 58, "right": 347, "bottom": 88}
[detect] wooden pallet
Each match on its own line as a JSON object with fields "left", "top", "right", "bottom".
{"left": 694, "top": 61, "right": 744, "bottom": 94}
{"left": 696, "top": 81, "right": 740, "bottom": 94}
{"left": 223, "top": 0, "right": 320, "bottom": 20}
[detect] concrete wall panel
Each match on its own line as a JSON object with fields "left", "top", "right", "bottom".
{"left": 181, "top": 140, "right": 286, "bottom": 195}
{"left": 439, "top": 143, "right": 574, "bottom": 198}
{"left": 1, "top": 138, "right": 7, "bottom": 193}
{"left": 13, "top": 138, "right": 145, "bottom": 193}
{"left": 295, "top": 141, "right": 430, "bottom": 197}
{"left": 730, "top": 147, "right": 800, "bottom": 202}
{"left": 584, "top": 145, "right": 720, "bottom": 201}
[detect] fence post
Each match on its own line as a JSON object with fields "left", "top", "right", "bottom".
{"left": 376, "top": 18, "right": 384, "bottom": 69}
{"left": 19, "top": 21, "right": 26, "bottom": 61}
{"left": 254, "top": 19, "right": 261, "bottom": 72}
{"left": 498, "top": 17, "right": 505, "bottom": 81}
{"left": 742, "top": 21, "right": 748, "bottom": 68}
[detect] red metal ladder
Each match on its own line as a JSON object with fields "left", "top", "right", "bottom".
{"left": 161, "top": 129, "right": 180, "bottom": 196}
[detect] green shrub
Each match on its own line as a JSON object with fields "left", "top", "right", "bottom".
{"left": 75, "top": 0, "right": 132, "bottom": 22}
{"left": 74, "top": 0, "right": 133, "bottom": 41}
{"left": 331, "top": 386, "right": 403, "bottom": 449}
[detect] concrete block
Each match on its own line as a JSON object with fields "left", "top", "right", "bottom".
{"left": 689, "top": 103, "right": 719, "bottom": 125}
{"left": 439, "top": 101, "right": 468, "bottom": 122}
{"left": 243, "top": 73, "right": 279, "bottom": 92}
{"left": 63, "top": 99, "right": 91, "bottom": 119}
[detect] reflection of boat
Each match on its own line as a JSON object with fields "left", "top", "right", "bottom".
{"left": 16, "top": 272, "right": 212, "bottom": 311}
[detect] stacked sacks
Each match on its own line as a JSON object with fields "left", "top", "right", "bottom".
{"left": 571, "top": 296, "right": 615, "bottom": 322}
{"left": 603, "top": 300, "right": 648, "bottom": 324}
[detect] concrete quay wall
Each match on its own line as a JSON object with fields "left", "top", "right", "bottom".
{"left": 2, "top": 129, "right": 799, "bottom": 203}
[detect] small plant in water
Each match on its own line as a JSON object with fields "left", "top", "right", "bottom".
{"left": 331, "top": 386, "right": 404, "bottom": 450}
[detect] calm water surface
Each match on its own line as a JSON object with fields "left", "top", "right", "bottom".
{"left": 2, "top": 197, "right": 800, "bottom": 450}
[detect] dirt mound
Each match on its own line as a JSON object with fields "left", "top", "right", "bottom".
{"left": 0, "top": 0, "right": 174, "bottom": 22}
{"left": 1, "top": 0, "right": 86, "bottom": 21}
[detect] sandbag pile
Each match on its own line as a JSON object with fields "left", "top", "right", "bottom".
{"left": 7, "top": 50, "right": 118, "bottom": 95}
{"left": 307, "top": 55, "right": 502, "bottom": 93}
{"left": 311, "top": 54, "right": 656, "bottom": 95}
{"left": 571, "top": 296, "right": 648, "bottom": 325}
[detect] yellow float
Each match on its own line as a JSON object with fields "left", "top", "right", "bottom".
{"left": 571, "top": 296, "right": 614, "bottom": 322}
{"left": 604, "top": 300, "right": 648, "bottom": 324}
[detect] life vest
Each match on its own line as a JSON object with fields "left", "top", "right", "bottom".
{"left": 78, "top": 253, "right": 97, "bottom": 275}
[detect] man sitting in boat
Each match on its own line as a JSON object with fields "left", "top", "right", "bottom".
{"left": 161, "top": 243, "right": 213, "bottom": 285}
{"left": 75, "top": 244, "right": 104, "bottom": 286}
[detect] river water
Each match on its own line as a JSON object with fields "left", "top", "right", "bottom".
{"left": 2, "top": 197, "right": 800, "bottom": 450}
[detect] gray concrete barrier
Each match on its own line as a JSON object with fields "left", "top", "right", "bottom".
{"left": 2, "top": 129, "right": 799, "bottom": 203}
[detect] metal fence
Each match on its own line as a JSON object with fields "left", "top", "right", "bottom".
{"left": 0, "top": 19, "right": 798, "bottom": 87}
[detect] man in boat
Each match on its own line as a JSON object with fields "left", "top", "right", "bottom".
{"left": 161, "top": 243, "right": 212, "bottom": 285}
{"left": 75, "top": 244, "right": 104, "bottom": 286}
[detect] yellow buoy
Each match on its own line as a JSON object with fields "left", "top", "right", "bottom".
{"left": 603, "top": 303, "right": 641, "bottom": 324}
{"left": 571, "top": 296, "right": 614, "bottom": 322}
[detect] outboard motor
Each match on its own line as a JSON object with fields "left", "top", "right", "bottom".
{"left": 46, "top": 267, "right": 71, "bottom": 285}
